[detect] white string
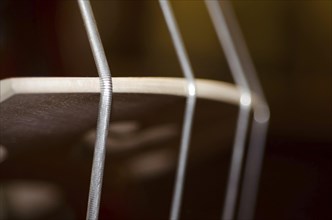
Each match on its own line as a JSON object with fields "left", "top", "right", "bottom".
{"left": 158, "top": 1, "right": 197, "bottom": 220}
{"left": 77, "top": 1, "right": 112, "bottom": 220}
{"left": 216, "top": 2, "right": 270, "bottom": 220}
{"left": 205, "top": 1, "right": 252, "bottom": 220}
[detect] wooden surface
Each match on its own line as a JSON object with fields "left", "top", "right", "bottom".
{"left": 0, "top": 76, "right": 240, "bottom": 170}
{"left": 0, "top": 77, "right": 240, "bottom": 152}
{"left": 0, "top": 77, "right": 241, "bottom": 104}
{"left": 0, "top": 77, "right": 241, "bottom": 169}
{"left": 0, "top": 76, "right": 239, "bottom": 176}
{"left": 0, "top": 77, "right": 241, "bottom": 218}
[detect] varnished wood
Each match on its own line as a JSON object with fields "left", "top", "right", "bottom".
{"left": 0, "top": 77, "right": 241, "bottom": 218}
{"left": 0, "top": 77, "right": 240, "bottom": 153}
{"left": 0, "top": 76, "right": 241, "bottom": 158}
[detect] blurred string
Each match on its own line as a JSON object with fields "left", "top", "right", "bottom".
{"left": 205, "top": 1, "right": 252, "bottom": 220}
{"left": 158, "top": 1, "right": 197, "bottom": 220}
{"left": 77, "top": 1, "right": 113, "bottom": 220}
{"left": 205, "top": 1, "right": 270, "bottom": 220}
{"left": 216, "top": 2, "right": 270, "bottom": 220}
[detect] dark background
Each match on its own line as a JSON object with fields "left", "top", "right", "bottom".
{"left": 0, "top": 1, "right": 331, "bottom": 220}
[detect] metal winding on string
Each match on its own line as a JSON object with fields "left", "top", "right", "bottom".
{"left": 158, "top": 1, "right": 197, "bottom": 220}
{"left": 76, "top": 1, "right": 269, "bottom": 220}
{"left": 77, "top": 1, "right": 113, "bottom": 220}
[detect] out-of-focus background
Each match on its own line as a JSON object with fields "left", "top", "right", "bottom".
{"left": 0, "top": 1, "right": 331, "bottom": 220}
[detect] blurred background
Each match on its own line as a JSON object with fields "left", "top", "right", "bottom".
{"left": 0, "top": 0, "right": 331, "bottom": 219}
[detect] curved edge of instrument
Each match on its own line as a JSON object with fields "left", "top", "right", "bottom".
{"left": 0, "top": 77, "right": 241, "bottom": 105}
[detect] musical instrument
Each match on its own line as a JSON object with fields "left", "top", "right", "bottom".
{"left": 0, "top": 1, "right": 269, "bottom": 220}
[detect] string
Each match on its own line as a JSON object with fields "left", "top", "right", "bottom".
{"left": 205, "top": 1, "right": 252, "bottom": 220}
{"left": 216, "top": 2, "right": 270, "bottom": 220}
{"left": 158, "top": 1, "right": 197, "bottom": 220}
{"left": 77, "top": 1, "right": 113, "bottom": 220}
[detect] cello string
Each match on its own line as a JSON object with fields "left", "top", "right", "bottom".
{"left": 158, "top": 1, "right": 197, "bottom": 220}
{"left": 216, "top": 2, "right": 270, "bottom": 220}
{"left": 238, "top": 121, "right": 269, "bottom": 220}
{"left": 77, "top": 1, "right": 113, "bottom": 220}
{"left": 205, "top": 1, "right": 252, "bottom": 220}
